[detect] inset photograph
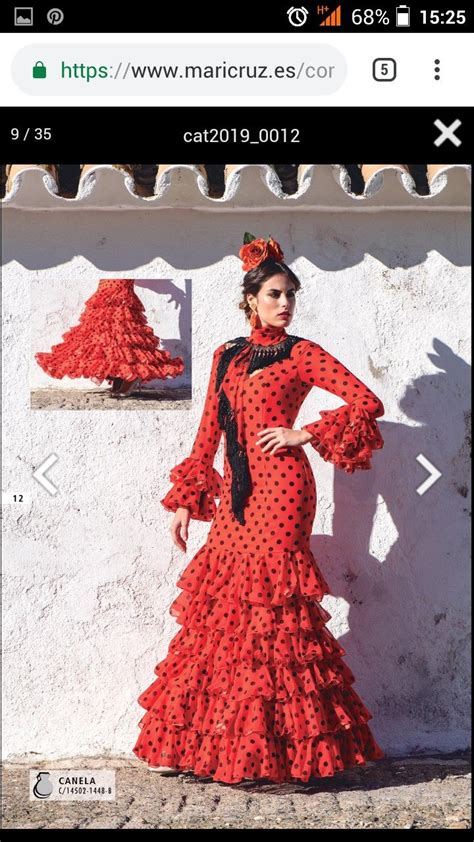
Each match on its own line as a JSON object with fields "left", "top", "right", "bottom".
{"left": 30, "top": 276, "right": 190, "bottom": 410}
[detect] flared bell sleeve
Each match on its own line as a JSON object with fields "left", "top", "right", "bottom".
{"left": 297, "top": 340, "right": 384, "bottom": 473}
{"left": 160, "top": 344, "right": 225, "bottom": 520}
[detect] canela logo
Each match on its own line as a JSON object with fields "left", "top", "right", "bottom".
{"left": 33, "top": 772, "right": 53, "bottom": 799}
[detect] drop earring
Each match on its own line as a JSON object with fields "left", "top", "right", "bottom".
{"left": 250, "top": 305, "right": 262, "bottom": 328}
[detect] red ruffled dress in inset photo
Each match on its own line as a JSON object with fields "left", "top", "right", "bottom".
{"left": 133, "top": 323, "right": 385, "bottom": 783}
{"left": 35, "top": 279, "right": 184, "bottom": 385}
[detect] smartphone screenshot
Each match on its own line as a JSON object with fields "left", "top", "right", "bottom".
{"left": 1, "top": 1, "right": 472, "bottom": 831}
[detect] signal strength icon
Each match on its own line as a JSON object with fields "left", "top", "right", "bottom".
{"left": 319, "top": 5, "right": 342, "bottom": 26}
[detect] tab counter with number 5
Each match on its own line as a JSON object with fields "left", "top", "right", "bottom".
{"left": 32, "top": 61, "right": 47, "bottom": 78}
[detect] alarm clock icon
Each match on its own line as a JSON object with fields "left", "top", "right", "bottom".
{"left": 287, "top": 7, "right": 309, "bottom": 28}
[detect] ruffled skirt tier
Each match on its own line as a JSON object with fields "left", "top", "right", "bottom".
{"left": 35, "top": 280, "right": 184, "bottom": 383}
{"left": 132, "top": 546, "right": 384, "bottom": 783}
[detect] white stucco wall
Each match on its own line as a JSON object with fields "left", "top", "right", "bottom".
{"left": 2, "top": 200, "right": 471, "bottom": 762}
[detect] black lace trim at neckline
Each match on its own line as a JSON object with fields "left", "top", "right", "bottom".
{"left": 246, "top": 336, "right": 289, "bottom": 349}
{"left": 227, "top": 333, "right": 304, "bottom": 350}
{"left": 216, "top": 334, "right": 306, "bottom": 388}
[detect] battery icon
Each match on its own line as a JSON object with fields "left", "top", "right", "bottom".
{"left": 396, "top": 5, "right": 411, "bottom": 27}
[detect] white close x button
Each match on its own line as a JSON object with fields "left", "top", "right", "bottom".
{"left": 434, "top": 118, "right": 462, "bottom": 147}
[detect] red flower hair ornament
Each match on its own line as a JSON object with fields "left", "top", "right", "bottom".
{"left": 239, "top": 232, "right": 284, "bottom": 272}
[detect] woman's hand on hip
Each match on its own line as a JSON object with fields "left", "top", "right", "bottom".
{"left": 255, "top": 427, "right": 311, "bottom": 455}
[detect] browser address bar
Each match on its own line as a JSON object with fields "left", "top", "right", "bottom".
{"left": 13, "top": 44, "right": 346, "bottom": 95}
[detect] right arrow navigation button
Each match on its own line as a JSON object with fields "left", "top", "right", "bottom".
{"left": 416, "top": 453, "right": 442, "bottom": 495}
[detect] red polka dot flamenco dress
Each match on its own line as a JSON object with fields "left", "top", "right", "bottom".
{"left": 35, "top": 279, "right": 184, "bottom": 385}
{"left": 133, "top": 322, "right": 386, "bottom": 783}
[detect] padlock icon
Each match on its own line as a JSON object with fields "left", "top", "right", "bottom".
{"left": 32, "top": 61, "right": 47, "bottom": 79}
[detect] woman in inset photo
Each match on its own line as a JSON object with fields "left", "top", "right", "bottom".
{"left": 35, "top": 278, "right": 184, "bottom": 397}
{"left": 133, "top": 234, "right": 385, "bottom": 783}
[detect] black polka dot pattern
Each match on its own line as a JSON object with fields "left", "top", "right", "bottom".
{"left": 135, "top": 332, "right": 385, "bottom": 783}
{"left": 160, "top": 346, "right": 226, "bottom": 521}
{"left": 297, "top": 341, "right": 385, "bottom": 473}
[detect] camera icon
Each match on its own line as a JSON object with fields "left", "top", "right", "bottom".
{"left": 372, "top": 58, "right": 397, "bottom": 82}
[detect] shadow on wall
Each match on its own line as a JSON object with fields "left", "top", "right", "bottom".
{"left": 308, "top": 338, "right": 471, "bottom": 753}
{"left": 135, "top": 278, "right": 191, "bottom": 385}
{"left": 2, "top": 208, "right": 470, "bottom": 272}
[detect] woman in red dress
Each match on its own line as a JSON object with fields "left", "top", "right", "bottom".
{"left": 35, "top": 279, "right": 184, "bottom": 397}
{"left": 132, "top": 235, "right": 385, "bottom": 783}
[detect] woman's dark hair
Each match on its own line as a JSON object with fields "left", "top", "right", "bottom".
{"left": 238, "top": 258, "right": 301, "bottom": 322}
